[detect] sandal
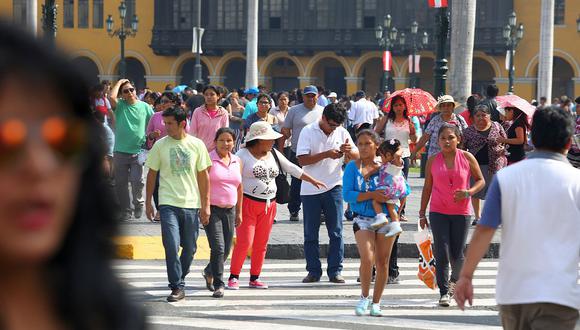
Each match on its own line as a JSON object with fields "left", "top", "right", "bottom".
{"left": 399, "top": 214, "right": 409, "bottom": 222}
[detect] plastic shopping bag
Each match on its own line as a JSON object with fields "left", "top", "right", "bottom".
{"left": 414, "top": 222, "right": 437, "bottom": 290}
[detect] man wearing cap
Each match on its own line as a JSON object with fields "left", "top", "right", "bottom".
{"left": 411, "top": 95, "right": 468, "bottom": 160}
{"left": 348, "top": 90, "right": 379, "bottom": 132}
{"left": 242, "top": 87, "right": 260, "bottom": 120}
{"left": 281, "top": 85, "right": 324, "bottom": 222}
{"left": 328, "top": 92, "right": 338, "bottom": 104}
{"left": 297, "top": 103, "right": 359, "bottom": 284}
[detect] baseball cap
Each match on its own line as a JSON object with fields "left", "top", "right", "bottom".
{"left": 303, "top": 85, "right": 318, "bottom": 95}
{"left": 328, "top": 92, "right": 337, "bottom": 98}
{"left": 355, "top": 90, "right": 366, "bottom": 98}
{"left": 244, "top": 87, "right": 259, "bottom": 95}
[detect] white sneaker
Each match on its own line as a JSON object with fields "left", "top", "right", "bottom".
{"left": 369, "top": 213, "right": 388, "bottom": 229}
{"left": 355, "top": 296, "right": 370, "bottom": 316}
{"left": 439, "top": 293, "right": 450, "bottom": 307}
{"left": 385, "top": 221, "right": 403, "bottom": 237}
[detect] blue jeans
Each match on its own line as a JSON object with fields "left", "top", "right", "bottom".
{"left": 288, "top": 150, "right": 302, "bottom": 215}
{"left": 159, "top": 205, "right": 199, "bottom": 289}
{"left": 301, "top": 185, "right": 344, "bottom": 278}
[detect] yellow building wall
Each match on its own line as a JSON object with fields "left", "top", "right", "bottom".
{"left": 2, "top": 0, "right": 579, "bottom": 101}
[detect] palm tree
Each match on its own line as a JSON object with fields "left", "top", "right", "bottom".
{"left": 449, "top": 0, "right": 476, "bottom": 105}
{"left": 537, "top": 0, "right": 554, "bottom": 103}
{"left": 245, "top": 0, "right": 259, "bottom": 88}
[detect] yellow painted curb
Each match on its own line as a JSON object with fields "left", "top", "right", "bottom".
{"left": 114, "top": 236, "right": 246, "bottom": 260}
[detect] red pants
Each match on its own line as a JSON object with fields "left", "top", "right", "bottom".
{"left": 229, "top": 196, "right": 276, "bottom": 277}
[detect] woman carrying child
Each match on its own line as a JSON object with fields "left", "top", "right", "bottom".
{"left": 343, "top": 129, "right": 399, "bottom": 317}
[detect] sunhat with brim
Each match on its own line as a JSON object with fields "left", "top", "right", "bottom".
{"left": 243, "top": 121, "right": 283, "bottom": 145}
{"left": 435, "top": 95, "right": 460, "bottom": 110}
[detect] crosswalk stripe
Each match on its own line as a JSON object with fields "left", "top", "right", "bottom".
{"left": 148, "top": 315, "right": 330, "bottom": 330}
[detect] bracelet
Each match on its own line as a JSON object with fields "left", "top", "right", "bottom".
{"left": 419, "top": 215, "right": 427, "bottom": 219}
{"left": 464, "top": 191, "right": 470, "bottom": 198}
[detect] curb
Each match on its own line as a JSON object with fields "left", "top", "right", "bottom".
{"left": 114, "top": 236, "right": 500, "bottom": 260}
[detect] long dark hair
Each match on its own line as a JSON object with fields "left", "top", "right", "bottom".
{"left": 387, "top": 95, "right": 409, "bottom": 122}
{"left": 0, "top": 21, "right": 144, "bottom": 329}
{"left": 509, "top": 107, "right": 531, "bottom": 130}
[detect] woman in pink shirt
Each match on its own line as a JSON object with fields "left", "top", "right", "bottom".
{"left": 419, "top": 123, "right": 484, "bottom": 307}
{"left": 189, "top": 85, "right": 229, "bottom": 151}
{"left": 202, "top": 127, "right": 243, "bottom": 298}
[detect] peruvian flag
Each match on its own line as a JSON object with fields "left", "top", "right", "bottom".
{"left": 383, "top": 51, "right": 392, "bottom": 71}
{"left": 428, "top": 0, "right": 448, "bottom": 8}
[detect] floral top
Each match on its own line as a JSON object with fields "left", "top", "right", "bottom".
{"left": 425, "top": 113, "right": 468, "bottom": 157}
{"left": 463, "top": 121, "right": 508, "bottom": 175}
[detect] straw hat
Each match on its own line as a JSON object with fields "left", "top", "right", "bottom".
{"left": 243, "top": 121, "right": 283, "bottom": 144}
{"left": 435, "top": 95, "right": 460, "bottom": 110}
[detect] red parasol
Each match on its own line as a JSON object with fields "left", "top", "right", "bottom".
{"left": 495, "top": 94, "right": 536, "bottom": 119}
{"left": 383, "top": 88, "right": 438, "bottom": 117}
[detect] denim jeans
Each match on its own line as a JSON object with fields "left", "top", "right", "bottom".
{"left": 301, "top": 185, "right": 344, "bottom": 278}
{"left": 159, "top": 205, "right": 199, "bottom": 289}
{"left": 429, "top": 212, "right": 470, "bottom": 296}
{"left": 203, "top": 206, "right": 235, "bottom": 289}
{"left": 288, "top": 150, "right": 302, "bottom": 215}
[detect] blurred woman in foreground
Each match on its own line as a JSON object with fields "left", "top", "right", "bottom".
{"left": 0, "top": 21, "right": 144, "bottom": 329}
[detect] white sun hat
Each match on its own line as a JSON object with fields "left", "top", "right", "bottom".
{"left": 243, "top": 121, "right": 283, "bottom": 144}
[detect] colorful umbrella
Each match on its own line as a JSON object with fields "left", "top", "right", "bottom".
{"left": 384, "top": 88, "right": 438, "bottom": 117}
{"left": 495, "top": 94, "right": 536, "bottom": 119}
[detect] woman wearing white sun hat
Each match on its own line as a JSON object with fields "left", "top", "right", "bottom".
{"left": 226, "top": 121, "right": 326, "bottom": 290}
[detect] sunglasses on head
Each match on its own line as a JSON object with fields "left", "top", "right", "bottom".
{"left": 0, "top": 116, "right": 87, "bottom": 167}
{"left": 122, "top": 87, "right": 135, "bottom": 94}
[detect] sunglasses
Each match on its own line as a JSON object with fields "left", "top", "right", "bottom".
{"left": 258, "top": 101, "right": 270, "bottom": 105}
{"left": 0, "top": 116, "right": 87, "bottom": 167}
{"left": 122, "top": 87, "right": 135, "bottom": 94}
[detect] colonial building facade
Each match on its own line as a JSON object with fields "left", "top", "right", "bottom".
{"left": 3, "top": 0, "right": 579, "bottom": 101}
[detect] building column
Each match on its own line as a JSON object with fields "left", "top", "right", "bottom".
{"left": 208, "top": 75, "right": 225, "bottom": 85}
{"left": 26, "top": 0, "right": 38, "bottom": 35}
{"left": 449, "top": 0, "right": 476, "bottom": 104}
{"left": 537, "top": 0, "right": 554, "bottom": 103}
{"left": 345, "top": 77, "right": 364, "bottom": 96}
{"left": 298, "top": 76, "right": 314, "bottom": 89}
{"left": 245, "top": 0, "right": 258, "bottom": 88}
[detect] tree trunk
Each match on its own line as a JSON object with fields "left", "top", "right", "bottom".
{"left": 245, "top": 0, "right": 259, "bottom": 88}
{"left": 449, "top": 0, "right": 476, "bottom": 105}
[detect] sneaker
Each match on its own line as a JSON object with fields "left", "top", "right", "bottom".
{"left": 226, "top": 278, "right": 239, "bottom": 290}
{"left": 387, "top": 276, "right": 400, "bottom": 284}
{"left": 202, "top": 271, "right": 214, "bottom": 292}
{"left": 369, "top": 213, "right": 388, "bottom": 229}
{"left": 472, "top": 218, "right": 479, "bottom": 226}
{"left": 302, "top": 274, "right": 320, "bottom": 283}
{"left": 249, "top": 279, "right": 268, "bottom": 289}
{"left": 438, "top": 293, "right": 450, "bottom": 307}
{"left": 166, "top": 288, "right": 185, "bottom": 302}
{"left": 344, "top": 209, "right": 354, "bottom": 221}
{"left": 133, "top": 206, "right": 143, "bottom": 219}
{"left": 448, "top": 281, "right": 456, "bottom": 298}
{"left": 212, "top": 287, "right": 224, "bottom": 298}
{"left": 370, "top": 303, "right": 382, "bottom": 317}
{"left": 385, "top": 221, "right": 403, "bottom": 237}
{"left": 329, "top": 275, "right": 345, "bottom": 284}
{"left": 289, "top": 212, "right": 300, "bottom": 222}
{"left": 355, "top": 296, "right": 370, "bottom": 316}
{"left": 117, "top": 211, "right": 132, "bottom": 221}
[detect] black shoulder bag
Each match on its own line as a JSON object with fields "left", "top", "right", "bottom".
{"left": 271, "top": 149, "right": 291, "bottom": 204}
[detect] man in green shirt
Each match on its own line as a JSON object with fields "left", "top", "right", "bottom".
{"left": 109, "top": 79, "right": 154, "bottom": 220}
{"left": 145, "top": 106, "right": 211, "bottom": 302}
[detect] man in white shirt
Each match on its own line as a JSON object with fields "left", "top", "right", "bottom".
{"left": 348, "top": 90, "right": 379, "bottom": 132}
{"left": 454, "top": 107, "right": 580, "bottom": 330}
{"left": 297, "top": 103, "right": 359, "bottom": 284}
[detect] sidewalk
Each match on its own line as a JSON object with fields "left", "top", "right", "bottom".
{"left": 116, "top": 171, "right": 501, "bottom": 259}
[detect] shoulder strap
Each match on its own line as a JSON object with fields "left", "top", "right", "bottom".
{"left": 271, "top": 148, "right": 286, "bottom": 175}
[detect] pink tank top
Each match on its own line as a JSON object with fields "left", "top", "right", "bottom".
{"left": 429, "top": 151, "right": 472, "bottom": 215}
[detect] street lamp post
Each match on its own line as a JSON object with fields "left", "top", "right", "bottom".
{"left": 41, "top": 0, "right": 57, "bottom": 47}
{"left": 106, "top": 1, "right": 138, "bottom": 79}
{"left": 193, "top": 0, "right": 204, "bottom": 85}
{"left": 433, "top": 7, "right": 449, "bottom": 97}
{"left": 400, "top": 21, "right": 429, "bottom": 88}
{"left": 375, "top": 15, "right": 399, "bottom": 93}
{"left": 503, "top": 12, "right": 524, "bottom": 94}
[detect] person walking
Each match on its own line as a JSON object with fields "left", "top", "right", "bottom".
{"left": 454, "top": 107, "right": 580, "bottom": 330}
{"left": 144, "top": 106, "right": 212, "bottom": 302}
{"left": 202, "top": 128, "right": 243, "bottom": 298}
{"left": 271, "top": 91, "right": 291, "bottom": 156}
{"left": 343, "top": 130, "right": 397, "bottom": 316}
{"left": 348, "top": 90, "right": 379, "bottom": 133}
{"left": 412, "top": 95, "right": 468, "bottom": 160}
{"left": 297, "top": 103, "right": 359, "bottom": 284}
{"left": 419, "top": 123, "right": 485, "bottom": 307}
{"left": 462, "top": 104, "right": 508, "bottom": 225}
{"left": 479, "top": 84, "right": 500, "bottom": 122}
{"left": 189, "top": 85, "right": 229, "bottom": 152}
{"left": 281, "top": 85, "right": 324, "bottom": 222}
{"left": 497, "top": 106, "right": 530, "bottom": 165}
{"left": 243, "top": 93, "right": 278, "bottom": 131}
{"left": 109, "top": 78, "right": 154, "bottom": 220}
{"left": 226, "top": 122, "right": 324, "bottom": 290}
